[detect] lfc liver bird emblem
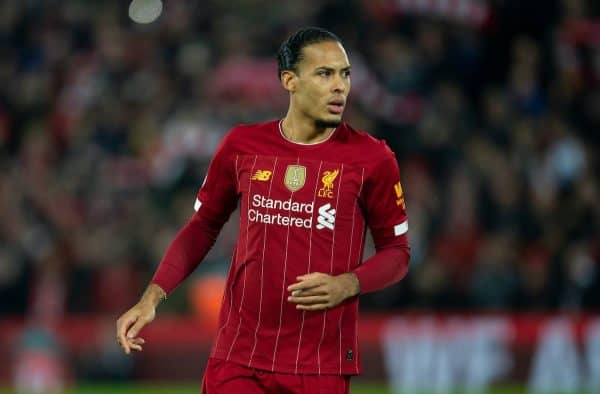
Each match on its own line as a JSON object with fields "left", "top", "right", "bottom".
{"left": 318, "top": 169, "right": 339, "bottom": 198}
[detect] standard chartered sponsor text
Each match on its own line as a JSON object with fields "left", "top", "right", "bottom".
{"left": 248, "top": 194, "right": 313, "bottom": 228}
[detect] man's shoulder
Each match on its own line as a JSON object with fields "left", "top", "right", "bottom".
{"left": 341, "top": 123, "right": 395, "bottom": 159}
{"left": 227, "top": 120, "right": 278, "bottom": 140}
{"left": 217, "top": 120, "right": 278, "bottom": 156}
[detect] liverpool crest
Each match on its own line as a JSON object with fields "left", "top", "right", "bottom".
{"left": 284, "top": 165, "right": 306, "bottom": 192}
{"left": 318, "top": 169, "right": 339, "bottom": 198}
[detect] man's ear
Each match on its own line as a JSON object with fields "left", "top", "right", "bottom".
{"left": 280, "top": 70, "right": 297, "bottom": 93}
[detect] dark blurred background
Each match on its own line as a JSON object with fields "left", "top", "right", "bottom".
{"left": 0, "top": 0, "right": 599, "bottom": 391}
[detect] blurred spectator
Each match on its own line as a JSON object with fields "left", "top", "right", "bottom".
{"left": 13, "top": 325, "right": 68, "bottom": 394}
{"left": 0, "top": 0, "right": 598, "bottom": 322}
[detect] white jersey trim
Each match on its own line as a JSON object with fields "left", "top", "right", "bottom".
{"left": 278, "top": 120, "right": 337, "bottom": 146}
{"left": 394, "top": 221, "right": 409, "bottom": 236}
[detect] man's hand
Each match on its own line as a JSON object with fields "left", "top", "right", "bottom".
{"left": 287, "top": 272, "right": 360, "bottom": 311}
{"left": 116, "top": 284, "right": 165, "bottom": 354}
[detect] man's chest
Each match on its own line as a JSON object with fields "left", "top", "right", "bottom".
{"left": 235, "top": 155, "right": 366, "bottom": 230}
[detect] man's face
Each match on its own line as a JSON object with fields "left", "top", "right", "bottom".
{"left": 288, "top": 41, "right": 351, "bottom": 127}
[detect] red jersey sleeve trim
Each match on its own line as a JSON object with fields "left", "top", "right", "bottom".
{"left": 352, "top": 242, "right": 410, "bottom": 294}
{"left": 151, "top": 204, "right": 230, "bottom": 294}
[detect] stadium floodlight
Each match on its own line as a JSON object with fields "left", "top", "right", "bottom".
{"left": 128, "top": 0, "right": 163, "bottom": 24}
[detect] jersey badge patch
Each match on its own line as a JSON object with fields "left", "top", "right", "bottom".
{"left": 394, "top": 181, "right": 405, "bottom": 209}
{"left": 318, "top": 169, "right": 339, "bottom": 198}
{"left": 252, "top": 170, "right": 272, "bottom": 181}
{"left": 284, "top": 165, "right": 306, "bottom": 192}
{"left": 316, "top": 203, "right": 336, "bottom": 230}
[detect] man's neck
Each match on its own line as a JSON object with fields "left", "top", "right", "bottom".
{"left": 281, "top": 115, "right": 336, "bottom": 145}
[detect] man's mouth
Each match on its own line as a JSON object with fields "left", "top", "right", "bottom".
{"left": 327, "top": 99, "right": 345, "bottom": 114}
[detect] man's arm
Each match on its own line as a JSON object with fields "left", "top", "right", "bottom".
{"left": 150, "top": 208, "right": 232, "bottom": 294}
{"left": 115, "top": 206, "right": 231, "bottom": 354}
{"left": 116, "top": 131, "right": 239, "bottom": 354}
{"left": 116, "top": 283, "right": 165, "bottom": 354}
{"left": 352, "top": 244, "right": 409, "bottom": 293}
{"left": 286, "top": 242, "right": 409, "bottom": 310}
{"left": 287, "top": 145, "right": 410, "bottom": 309}
{"left": 115, "top": 205, "right": 231, "bottom": 354}
{"left": 286, "top": 272, "right": 360, "bottom": 311}
{"left": 352, "top": 147, "right": 410, "bottom": 293}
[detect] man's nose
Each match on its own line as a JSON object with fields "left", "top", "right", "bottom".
{"left": 331, "top": 74, "right": 346, "bottom": 93}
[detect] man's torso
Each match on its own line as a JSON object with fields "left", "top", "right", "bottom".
{"left": 208, "top": 120, "right": 388, "bottom": 375}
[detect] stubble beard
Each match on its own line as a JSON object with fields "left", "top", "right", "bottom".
{"left": 315, "top": 118, "right": 342, "bottom": 129}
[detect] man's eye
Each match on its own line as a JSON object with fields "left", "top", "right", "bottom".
{"left": 342, "top": 70, "right": 351, "bottom": 77}
{"left": 318, "top": 70, "right": 331, "bottom": 76}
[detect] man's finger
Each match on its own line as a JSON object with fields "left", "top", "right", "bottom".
{"left": 296, "top": 303, "right": 329, "bottom": 311}
{"left": 291, "top": 288, "right": 328, "bottom": 297}
{"left": 117, "top": 316, "right": 137, "bottom": 354}
{"left": 129, "top": 337, "right": 145, "bottom": 345}
{"left": 120, "top": 340, "right": 130, "bottom": 354}
{"left": 296, "top": 272, "right": 325, "bottom": 281}
{"left": 288, "top": 295, "right": 328, "bottom": 305}
{"left": 117, "top": 316, "right": 136, "bottom": 337}
{"left": 287, "top": 278, "right": 322, "bottom": 292}
{"left": 126, "top": 319, "right": 146, "bottom": 340}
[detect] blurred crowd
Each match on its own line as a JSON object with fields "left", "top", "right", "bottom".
{"left": 0, "top": 0, "right": 599, "bottom": 319}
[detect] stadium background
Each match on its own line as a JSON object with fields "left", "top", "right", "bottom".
{"left": 0, "top": 0, "right": 598, "bottom": 393}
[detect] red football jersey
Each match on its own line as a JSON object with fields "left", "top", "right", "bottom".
{"left": 154, "top": 119, "right": 409, "bottom": 375}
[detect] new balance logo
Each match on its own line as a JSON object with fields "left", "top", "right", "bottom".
{"left": 252, "top": 170, "right": 272, "bottom": 181}
{"left": 316, "top": 203, "right": 336, "bottom": 230}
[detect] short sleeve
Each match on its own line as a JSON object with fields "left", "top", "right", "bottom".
{"left": 361, "top": 145, "right": 408, "bottom": 249}
{"left": 194, "top": 132, "right": 240, "bottom": 223}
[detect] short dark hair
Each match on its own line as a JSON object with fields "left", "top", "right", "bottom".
{"left": 277, "top": 27, "right": 342, "bottom": 80}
